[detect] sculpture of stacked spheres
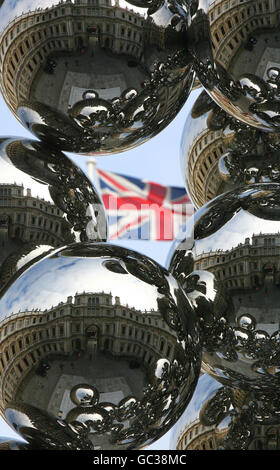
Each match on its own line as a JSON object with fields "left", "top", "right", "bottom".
{"left": 187, "top": 1, "right": 280, "bottom": 132}
{"left": 0, "top": 0, "right": 194, "bottom": 154}
{"left": 0, "top": 243, "right": 201, "bottom": 450}
{"left": 2, "top": 0, "right": 280, "bottom": 454}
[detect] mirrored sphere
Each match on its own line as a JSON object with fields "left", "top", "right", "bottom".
{"left": 0, "top": 0, "right": 194, "bottom": 155}
{"left": 181, "top": 89, "right": 280, "bottom": 209}
{"left": 0, "top": 136, "right": 107, "bottom": 292}
{"left": 187, "top": 1, "right": 280, "bottom": 132}
{"left": 70, "top": 383, "right": 99, "bottom": 406}
{"left": 0, "top": 242, "right": 201, "bottom": 450}
{"left": 169, "top": 373, "right": 280, "bottom": 451}
{"left": 167, "top": 183, "right": 280, "bottom": 396}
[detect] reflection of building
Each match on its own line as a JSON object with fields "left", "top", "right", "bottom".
{"left": 209, "top": 0, "right": 280, "bottom": 70}
{"left": 251, "top": 425, "right": 280, "bottom": 450}
{"left": 176, "top": 416, "right": 280, "bottom": 450}
{"left": 0, "top": 181, "right": 71, "bottom": 289}
{"left": 0, "top": 0, "right": 145, "bottom": 112}
{"left": 194, "top": 233, "right": 280, "bottom": 291}
{"left": 0, "top": 0, "right": 192, "bottom": 155}
{"left": 174, "top": 383, "right": 280, "bottom": 451}
{"left": 176, "top": 418, "right": 226, "bottom": 450}
{"left": 0, "top": 291, "right": 177, "bottom": 413}
{"left": 186, "top": 126, "right": 230, "bottom": 208}
{"left": 0, "top": 183, "right": 67, "bottom": 246}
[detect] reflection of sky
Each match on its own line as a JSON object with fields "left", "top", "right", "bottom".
{"left": 195, "top": 207, "right": 280, "bottom": 255}
{"left": 0, "top": 248, "right": 162, "bottom": 318}
{"left": 119, "top": 0, "right": 147, "bottom": 16}
{"left": 0, "top": 158, "right": 52, "bottom": 202}
{"left": 169, "top": 374, "right": 221, "bottom": 449}
{"left": 16, "top": 245, "right": 53, "bottom": 270}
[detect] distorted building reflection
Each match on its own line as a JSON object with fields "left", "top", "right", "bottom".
{"left": 194, "top": 232, "right": 280, "bottom": 292}
{"left": 0, "top": 136, "right": 107, "bottom": 291}
{"left": 188, "top": 0, "right": 280, "bottom": 131}
{"left": 181, "top": 89, "right": 280, "bottom": 208}
{"left": 0, "top": 242, "right": 201, "bottom": 449}
{"left": 176, "top": 418, "right": 226, "bottom": 450}
{"left": 0, "top": 290, "right": 180, "bottom": 413}
{"left": 170, "top": 373, "right": 280, "bottom": 450}
{"left": 176, "top": 402, "right": 280, "bottom": 450}
{"left": 0, "top": 182, "right": 69, "bottom": 289}
{"left": 0, "top": 0, "right": 194, "bottom": 153}
{"left": 168, "top": 183, "right": 280, "bottom": 395}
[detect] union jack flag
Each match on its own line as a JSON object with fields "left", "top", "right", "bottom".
{"left": 95, "top": 168, "right": 193, "bottom": 241}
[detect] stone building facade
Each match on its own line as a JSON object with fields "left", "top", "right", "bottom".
{"left": 0, "top": 182, "right": 67, "bottom": 246}
{"left": 209, "top": 0, "right": 280, "bottom": 70}
{"left": 186, "top": 126, "right": 231, "bottom": 208}
{"left": 194, "top": 232, "right": 280, "bottom": 291}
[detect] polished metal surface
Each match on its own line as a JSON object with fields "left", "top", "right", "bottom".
{"left": 181, "top": 89, "right": 280, "bottom": 209}
{"left": 170, "top": 373, "right": 280, "bottom": 451}
{"left": 0, "top": 136, "right": 107, "bottom": 292}
{"left": 0, "top": 242, "right": 201, "bottom": 450}
{"left": 167, "top": 183, "right": 280, "bottom": 396}
{"left": 187, "top": 0, "right": 280, "bottom": 132}
{"left": 0, "top": 0, "right": 194, "bottom": 155}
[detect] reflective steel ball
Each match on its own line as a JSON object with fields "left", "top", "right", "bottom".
{"left": 167, "top": 183, "right": 280, "bottom": 396}
{"left": 169, "top": 373, "right": 280, "bottom": 451}
{"left": 187, "top": 1, "right": 280, "bottom": 132}
{"left": 0, "top": 0, "right": 194, "bottom": 155}
{"left": 0, "top": 136, "right": 107, "bottom": 292}
{"left": 181, "top": 89, "right": 280, "bottom": 209}
{"left": 0, "top": 242, "right": 201, "bottom": 450}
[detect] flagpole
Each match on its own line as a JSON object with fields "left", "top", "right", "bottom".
{"left": 87, "top": 157, "right": 101, "bottom": 194}
{"left": 87, "top": 157, "right": 109, "bottom": 240}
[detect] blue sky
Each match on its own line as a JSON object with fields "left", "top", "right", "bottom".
{"left": 0, "top": 89, "right": 199, "bottom": 449}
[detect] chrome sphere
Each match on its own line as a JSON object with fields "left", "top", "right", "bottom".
{"left": 187, "top": 1, "right": 280, "bottom": 132}
{"left": 0, "top": 136, "right": 107, "bottom": 292}
{"left": 167, "top": 183, "right": 280, "bottom": 396}
{"left": 0, "top": 0, "right": 194, "bottom": 155}
{"left": 169, "top": 373, "right": 280, "bottom": 451}
{"left": 0, "top": 242, "right": 201, "bottom": 450}
{"left": 181, "top": 89, "right": 280, "bottom": 209}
